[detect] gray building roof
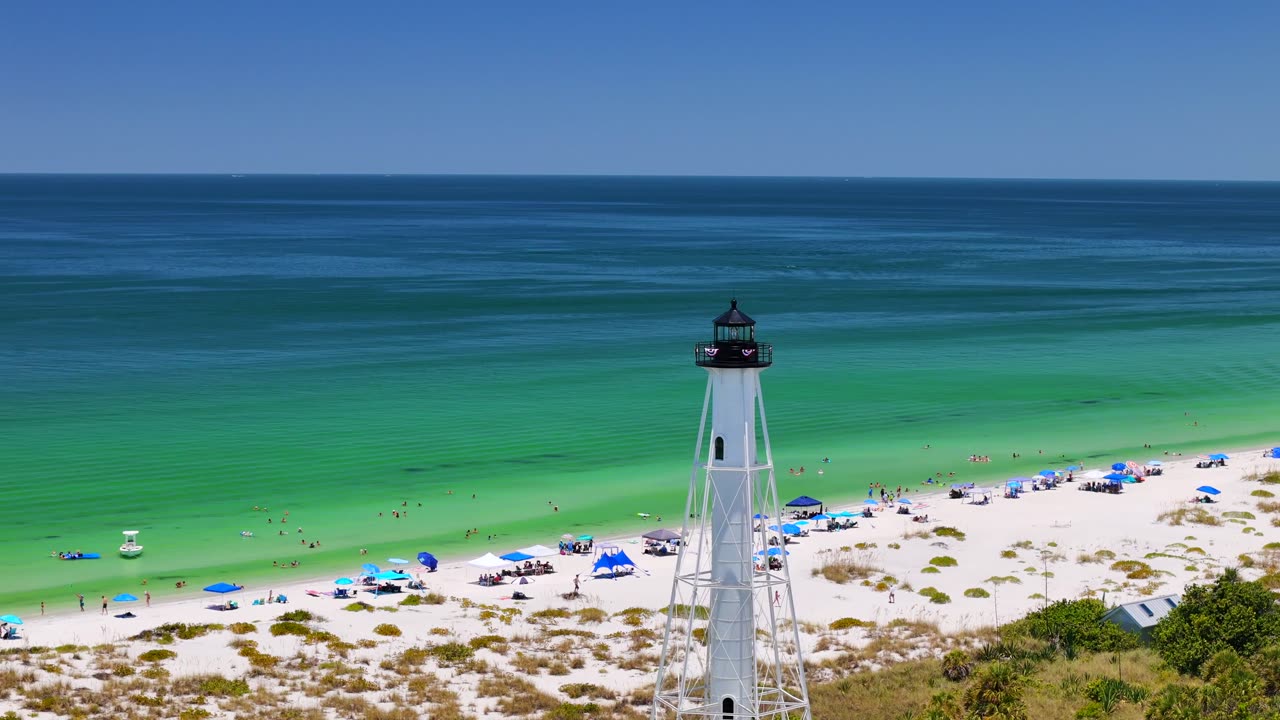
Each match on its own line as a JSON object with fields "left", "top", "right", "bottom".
{"left": 1102, "top": 594, "right": 1181, "bottom": 630}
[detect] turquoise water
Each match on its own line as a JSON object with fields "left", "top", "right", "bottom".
{"left": 3, "top": 175, "right": 1280, "bottom": 612}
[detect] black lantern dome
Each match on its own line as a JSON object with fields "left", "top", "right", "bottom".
{"left": 694, "top": 299, "right": 773, "bottom": 368}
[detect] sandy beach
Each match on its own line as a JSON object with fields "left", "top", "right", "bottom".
{"left": 4, "top": 446, "right": 1278, "bottom": 717}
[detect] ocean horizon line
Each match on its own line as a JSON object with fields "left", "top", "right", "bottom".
{"left": 2, "top": 172, "right": 1277, "bottom": 184}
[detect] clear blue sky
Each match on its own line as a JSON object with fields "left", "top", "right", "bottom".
{"left": 2, "top": 2, "right": 1277, "bottom": 179}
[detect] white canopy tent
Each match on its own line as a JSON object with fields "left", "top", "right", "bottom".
{"left": 517, "top": 544, "right": 559, "bottom": 558}
{"left": 467, "top": 553, "right": 512, "bottom": 569}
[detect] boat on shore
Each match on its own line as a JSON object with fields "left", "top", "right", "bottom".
{"left": 119, "top": 531, "right": 143, "bottom": 558}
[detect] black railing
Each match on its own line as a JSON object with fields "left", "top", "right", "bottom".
{"left": 693, "top": 341, "right": 773, "bottom": 367}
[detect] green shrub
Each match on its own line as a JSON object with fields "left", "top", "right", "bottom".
{"left": 269, "top": 621, "right": 311, "bottom": 637}
{"left": 930, "top": 556, "right": 958, "bottom": 567}
{"left": 373, "top": 623, "right": 401, "bottom": 637}
{"left": 934, "top": 526, "right": 966, "bottom": 541}
{"left": 137, "top": 649, "right": 176, "bottom": 662}
{"left": 343, "top": 602, "right": 374, "bottom": 612}
{"left": 919, "top": 587, "right": 951, "bottom": 603}
{"left": 198, "top": 675, "right": 250, "bottom": 697}
{"left": 532, "top": 608, "right": 572, "bottom": 621}
{"left": 429, "top": 642, "right": 475, "bottom": 666}
{"left": 941, "top": 649, "right": 972, "bottom": 681}
{"left": 228, "top": 622, "right": 256, "bottom": 635}
{"left": 399, "top": 594, "right": 423, "bottom": 606}
{"left": 1003, "top": 598, "right": 1138, "bottom": 654}
{"left": 469, "top": 634, "right": 508, "bottom": 650}
{"left": 1000, "top": 550, "right": 1018, "bottom": 559}
{"left": 920, "top": 566, "right": 941, "bottom": 574}
{"left": 275, "top": 609, "right": 315, "bottom": 622}
{"left": 829, "top": 617, "right": 872, "bottom": 631}
{"left": 1154, "top": 572, "right": 1280, "bottom": 676}
{"left": 964, "top": 587, "right": 991, "bottom": 598}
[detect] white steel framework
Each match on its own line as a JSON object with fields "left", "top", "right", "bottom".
{"left": 652, "top": 369, "right": 812, "bottom": 720}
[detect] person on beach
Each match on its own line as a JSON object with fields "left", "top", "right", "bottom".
{"left": 889, "top": 589, "right": 896, "bottom": 604}
{"left": 40, "top": 601, "right": 44, "bottom": 615}
{"left": 144, "top": 591, "right": 150, "bottom": 607}
{"left": 573, "top": 574, "right": 580, "bottom": 596}
{"left": 101, "top": 596, "right": 108, "bottom": 615}
{"left": 77, "top": 593, "right": 84, "bottom": 612}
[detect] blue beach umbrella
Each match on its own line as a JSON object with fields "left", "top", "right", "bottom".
{"left": 1196, "top": 486, "right": 1221, "bottom": 495}
{"left": 417, "top": 552, "right": 438, "bottom": 571}
{"left": 361, "top": 563, "right": 381, "bottom": 575}
{"left": 1038, "top": 469, "right": 1057, "bottom": 477}
{"left": 112, "top": 594, "right": 138, "bottom": 603}
{"left": 752, "top": 513, "right": 769, "bottom": 520}
{"left": 203, "top": 582, "right": 241, "bottom": 594}
{"left": 754, "top": 548, "right": 790, "bottom": 557}
{"left": 387, "top": 558, "right": 410, "bottom": 565}
{"left": 1066, "top": 465, "right": 1081, "bottom": 471}
{"left": 0, "top": 614, "right": 23, "bottom": 625}
{"left": 334, "top": 578, "right": 354, "bottom": 586}
{"left": 1111, "top": 462, "right": 1127, "bottom": 471}
{"left": 1103, "top": 473, "right": 1131, "bottom": 481}
{"left": 1006, "top": 480, "right": 1023, "bottom": 488}
{"left": 811, "top": 513, "right": 830, "bottom": 520}
{"left": 863, "top": 499, "right": 878, "bottom": 505}
{"left": 781, "top": 524, "right": 802, "bottom": 535}
{"left": 794, "top": 520, "right": 811, "bottom": 526}
{"left": 1209, "top": 453, "right": 1229, "bottom": 461}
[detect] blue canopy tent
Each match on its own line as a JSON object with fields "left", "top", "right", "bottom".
{"left": 417, "top": 552, "right": 438, "bottom": 571}
{"left": 1196, "top": 486, "right": 1221, "bottom": 495}
{"left": 361, "top": 563, "right": 381, "bottom": 575}
{"left": 1006, "top": 480, "right": 1023, "bottom": 488}
{"left": 203, "top": 582, "right": 241, "bottom": 594}
{"left": 372, "top": 570, "right": 411, "bottom": 581}
{"left": 1209, "top": 453, "right": 1229, "bottom": 461}
{"left": 591, "top": 551, "right": 637, "bottom": 578}
{"left": 500, "top": 551, "right": 534, "bottom": 562}
{"left": 785, "top": 495, "right": 823, "bottom": 508}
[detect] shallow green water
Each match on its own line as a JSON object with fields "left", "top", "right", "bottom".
{"left": 2, "top": 175, "right": 1279, "bottom": 613}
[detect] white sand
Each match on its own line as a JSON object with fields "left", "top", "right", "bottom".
{"left": 4, "top": 447, "right": 1277, "bottom": 716}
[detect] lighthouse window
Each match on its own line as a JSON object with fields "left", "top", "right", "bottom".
{"left": 714, "top": 437, "right": 725, "bottom": 461}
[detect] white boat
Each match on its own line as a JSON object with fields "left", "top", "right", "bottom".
{"left": 120, "top": 530, "right": 143, "bottom": 558}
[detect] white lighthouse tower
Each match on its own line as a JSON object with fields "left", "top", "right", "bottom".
{"left": 653, "top": 300, "right": 811, "bottom": 720}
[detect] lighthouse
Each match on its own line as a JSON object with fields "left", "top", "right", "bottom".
{"left": 653, "top": 300, "right": 812, "bottom": 720}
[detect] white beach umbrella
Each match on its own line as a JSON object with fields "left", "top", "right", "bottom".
{"left": 1082, "top": 469, "right": 1106, "bottom": 479}
{"left": 467, "top": 553, "right": 512, "bottom": 569}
